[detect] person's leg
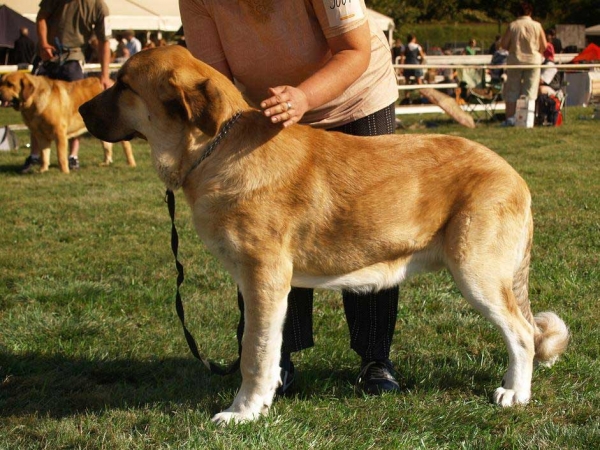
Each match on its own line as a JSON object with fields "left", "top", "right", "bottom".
{"left": 343, "top": 287, "right": 399, "bottom": 362}
{"left": 68, "top": 137, "right": 80, "bottom": 169}
{"left": 20, "top": 132, "right": 41, "bottom": 173}
{"left": 330, "top": 103, "right": 401, "bottom": 394}
{"left": 505, "top": 101, "right": 517, "bottom": 119}
{"left": 502, "top": 68, "right": 522, "bottom": 123}
{"left": 521, "top": 67, "right": 541, "bottom": 102}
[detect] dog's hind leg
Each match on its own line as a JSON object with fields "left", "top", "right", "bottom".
{"left": 101, "top": 141, "right": 113, "bottom": 166}
{"left": 445, "top": 211, "right": 536, "bottom": 406}
{"left": 212, "top": 262, "right": 291, "bottom": 425}
{"left": 509, "top": 217, "right": 569, "bottom": 370}
{"left": 455, "top": 273, "right": 536, "bottom": 406}
{"left": 121, "top": 141, "right": 136, "bottom": 167}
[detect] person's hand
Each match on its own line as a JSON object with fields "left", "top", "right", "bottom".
{"left": 261, "top": 86, "right": 309, "bottom": 128}
{"left": 100, "top": 74, "right": 113, "bottom": 90}
{"left": 40, "top": 45, "right": 55, "bottom": 62}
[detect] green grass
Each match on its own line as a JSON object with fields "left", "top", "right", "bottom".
{"left": 0, "top": 106, "right": 598, "bottom": 449}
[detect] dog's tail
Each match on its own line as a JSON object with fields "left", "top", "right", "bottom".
{"left": 512, "top": 214, "right": 570, "bottom": 367}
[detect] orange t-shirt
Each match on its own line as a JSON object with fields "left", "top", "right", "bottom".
{"left": 180, "top": 0, "right": 398, "bottom": 128}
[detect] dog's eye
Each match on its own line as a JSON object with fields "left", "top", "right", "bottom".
{"left": 117, "top": 80, "right": 140, "bottom": 97}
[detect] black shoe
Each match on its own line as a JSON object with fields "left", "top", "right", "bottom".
{"left": 276, "top": 354, "right": 295, "bottom": 396}
{"left": 356, "top": 359, "right": 400, "bottom": 395}
{"left": 20, "top": 155, "right": 40, "bottom": 174}
{"left": 68, "top": 156, "right": 80, "bottom": 170}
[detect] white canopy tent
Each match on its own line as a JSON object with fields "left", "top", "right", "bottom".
{"left": 1, "top": 1, "right": 393, "bottom": 37}
{"left": 586, "top": 25, "right": 600, "bottom": 36}
{"left": 0, "top": 0, "right": 182, "bottom": 31}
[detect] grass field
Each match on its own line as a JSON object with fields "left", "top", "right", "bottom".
{"left": 0, "top": 106, "right": 598, "bottom": 449}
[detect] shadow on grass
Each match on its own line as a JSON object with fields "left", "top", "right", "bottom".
{"left": 0, "top": 351, "right": 242, "bottom": 418}
{"left": 0, "top": 350, "right": 498, "bottom": 418}
{"left": 289, "top": 358, "right": 496, "bottom": 401}
{"left": 0, "top": 163, "right": 27, "bottom": 174}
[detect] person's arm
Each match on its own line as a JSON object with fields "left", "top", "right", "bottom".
{"left": 500, "top": 28, "right": 511, "bottom": 53}
{"left": 538, "top": 27, "right": 548, "bottom": 54}
{"left": 180, "top": 0, "right": 233, "bottom": 80}
{"left": 97, "top": 38, "right": 111, "bottom": 88}
{"left": 261, "top": 21, "right": 371, "bottom": 128}
{"left": 36, "top": 12, "right": 54, "bottom": 61}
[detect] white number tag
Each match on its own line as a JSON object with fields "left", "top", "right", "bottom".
{"left": 323, "top": 0, "right": 364, "bottom": 27}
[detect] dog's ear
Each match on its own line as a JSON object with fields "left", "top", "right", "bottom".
{"left": 186, "top": 79, "right": 223, "bottom": 137}
{"left": 160, "top": 76, "right": 222, "bottom": 137}
{"left": 20, "top": 75, "right": 35, "bottom": 102}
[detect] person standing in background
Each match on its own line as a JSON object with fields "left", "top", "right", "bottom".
{"left": 546, "top": 28, "right": 562, "bottom": 54}
{"left": 464, "top": 38, "right": 477, "bottom": 55}
{"left": 124, "top": 30, "right": 141, "bottom": 56}
{"left": 391, "top": 37, "right": 405, "bottom": 80}
{"left": 500, "top": 1, "right": 546, "bottom": 126}
{"left": 20, "top": 0, "right": 112, "bottom": 173}
{"left": 10, "top": 27, "right": 36, "bottom": 66}
{"left": 403, "top": 33, "right": 426, "bottom": 84}
{"left": 392, "top": 37, "right": 405, "bottom": 64}
{"left": 488, "top": 35, "right": 501, "bottom": 54}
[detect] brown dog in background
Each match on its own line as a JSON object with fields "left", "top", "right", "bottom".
{"left": 80, "top": 46, "right": 569, "bottom": 424}
{"left": 0, "top": 71, "right": 136, "bottom": 173}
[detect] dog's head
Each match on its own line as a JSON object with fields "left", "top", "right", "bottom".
{"left": 0, "top": 72, "right": 36, "bottom": 111}
{"left": 79, "top": 45, "right": 248, "bottom": 144}
{"left": 80, "top": 45, "right": 250, "bottom": 189}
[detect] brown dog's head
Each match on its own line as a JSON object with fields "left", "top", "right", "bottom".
{"left": 0, "top": 72, "right": 36, "bottom": 111}
{"left": 79, "top": 45, "right": 249, "bottom": 144}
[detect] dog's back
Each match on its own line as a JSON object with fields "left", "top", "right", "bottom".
{"left": 39, "top": 76, "right": 104, "bottom": 139}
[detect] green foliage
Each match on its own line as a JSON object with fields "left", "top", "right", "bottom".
{"left": 366, "top": 0, "right": 600, "bottom": 27}
{"left": 396, "top": 23, "right": 503, "bottom": 52}
{"left": 0, "top": 106, "right": 598, "bottom": 448}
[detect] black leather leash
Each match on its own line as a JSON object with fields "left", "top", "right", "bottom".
{"left": 164, "top": 111, "right": 244, "bottom": 376}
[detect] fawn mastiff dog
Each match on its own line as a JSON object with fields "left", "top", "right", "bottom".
{"left": 0, "top": 71, "right": 136, "bottom": 173}
{"left": 79, "top": 46, "right": 569, "bottom": 424}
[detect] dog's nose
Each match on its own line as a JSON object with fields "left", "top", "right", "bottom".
{"left": 78, "top": 101, "right": 91, "bottom": 118}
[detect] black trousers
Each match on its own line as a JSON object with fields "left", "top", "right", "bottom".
{"left": 237, "top": 103, "right": 399, "bottom": 362}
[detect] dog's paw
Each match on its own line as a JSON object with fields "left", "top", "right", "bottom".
{"left": 493, "top": 387, "right": 530, "bottom": 407}
{"left": 211, "top": 410, "right": 260, "bottom": 426}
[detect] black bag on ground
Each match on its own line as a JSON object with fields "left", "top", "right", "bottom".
{"left": 536, "top": 94, "right": 560, "bottom": 126}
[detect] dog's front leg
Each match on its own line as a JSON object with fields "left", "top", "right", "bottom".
{"left": 212, "top": 267, "right": 290, "bottom": 425}
{"left": 55, "top": 134, "right": 69, "bottom": 173}
{"left": 31, "top": 134, "right": 51, "bottom": 173}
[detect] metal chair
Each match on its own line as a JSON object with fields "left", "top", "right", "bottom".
{"left": 458, "top": 68, "right": 503, "bottom": 122}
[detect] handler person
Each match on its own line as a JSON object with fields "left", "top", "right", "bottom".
{"left": 20, "top": 0, "right": 112, "bottom": 173}
{"left": 500, "top": 1, "right": 546, "bottom": 126}
{"left": 180, "top": 0, "right": 401, "bottom": 395}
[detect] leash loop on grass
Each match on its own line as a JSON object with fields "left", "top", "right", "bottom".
{"left": 166, "top": 189, "right": 240, "bottom": 376}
